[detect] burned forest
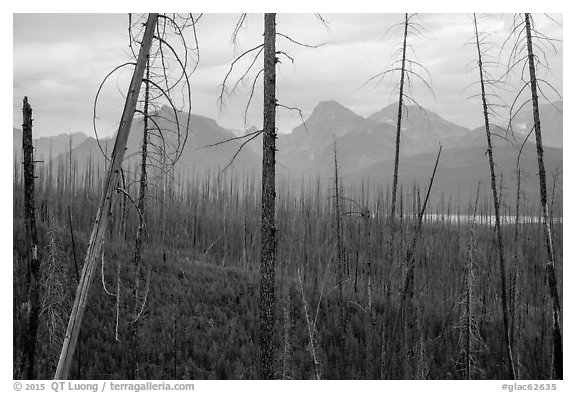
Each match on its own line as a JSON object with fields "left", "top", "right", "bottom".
{"left": 12, "top": 13, "right": 563, "bottom": 381}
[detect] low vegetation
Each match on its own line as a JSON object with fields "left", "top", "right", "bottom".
{"left": 13, "top": 161, "right": 562, "bottom": 379}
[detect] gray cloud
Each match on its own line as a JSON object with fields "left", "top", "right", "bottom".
{"left": 13, "top": 13, "right": 562, "bottom": 138}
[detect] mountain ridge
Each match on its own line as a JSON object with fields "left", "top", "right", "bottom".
{"left": 12, "top": 99, "right": 562, "bottom": 209}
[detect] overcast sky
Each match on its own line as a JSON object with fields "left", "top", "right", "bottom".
{"left": 13, "top": 13, "right": 563, "bottom": 138}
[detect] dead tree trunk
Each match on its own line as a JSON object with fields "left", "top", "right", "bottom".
{"left": 512, "top": 135, "right": 529, "bottom": 378}
{"left": 524, "top": 13, "right": 562, "bottom": 380}
{"left": 128, "top": 56, "right": 151, "bottom": 380}
{"left": 473, "top": 13, "right": 516, "bottom": 380}
{"left": 22, "top": 96, "right": 40, "bottom": 379}
{"left": 333, "top": 138, "right": 345, "bottom": 329}
{"left": 363, "top": 212, "right": 375, "bottom": 379}
{"left": 402, "top": 146, "right": 441, "bottom": 376}
{"left": 54, "top": 13, "right": 158, "bottom": 380}
{"left": 260, "top": 12, "right": 278, "bottom": 380}
{"left": 381, "top": 14, "right": 409, "bottom": 378}
{"left": 332, "top": 137, "right": 347, "bottom": 378}
{"left": 385, "top": 144, "right": 442, "bottom": 379}
{"left": 464, "top": 183, "right": 481, "bottom": 380}
{"left": 391, "top": 13, "right": 408, "bottom": 221}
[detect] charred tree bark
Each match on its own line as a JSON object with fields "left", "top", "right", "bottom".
{"left": 473, "top": 14, "right": 516, "bottom": 380}
{"left": 22, "top": 96, "right": 40, "bottom": 380}
{"left": 524, "top": 13, "right": 562, "bottom": 380}
{"left": 54, "top": 13, "right": 158, "bottom": 380}
{"left": 260, "top": 12, "right": 278, "bottom": 380}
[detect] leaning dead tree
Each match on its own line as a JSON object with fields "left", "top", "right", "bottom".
{"left": 86, "top": 13, "right": 197, "bottom": 379}
{"left": 22, "top": 96, "right": 40, "bottom": 379}
{"left": 502, "top": 13, "right": 563, "bottom": 380}
{"left": 472, "top": 13, "right": 516, "bottom": 380}
{"left": 384, "top": 144, "right": 442, "bottom": 379}
{"left": 54, "top": 13, "right": 159, "bottom": 379}
{"left": 121, "top": 13, "right": 197, "bottom": 379}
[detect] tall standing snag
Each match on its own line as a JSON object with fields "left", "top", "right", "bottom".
{"left": 393, "top": 144, "right": 441, "bottom": 379}
{"left": 214, "top": 13, "right": 322, "bottom": 378}
{"left": 524, "top": 13, "right": 562, "bottom": 380}
{"left": 473, "top": 14, "right": 516, "bottom": 380}
{"left": 260, "top": 13, "right": 278, "bottom": 380}
{"left": 391, "top": 15, "right": 409, "bottom": 377}
{"left": 22, "top": 96, "right": 40, "bottom": 379}
{"left": 54, "top": 13, "right": 159, "bottom": 380}
{"left": 128, "top": 56, "right": 150, "bottom": 379}
{"left": 391, "top": 13, "right": 409, "bottom": 222}
{"left": 370, "top": 14, "right": 433, "bottom": 377}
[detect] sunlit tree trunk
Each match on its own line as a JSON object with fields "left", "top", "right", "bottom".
{"left": 54, "top": 13, "right": 158, "bottom": 380}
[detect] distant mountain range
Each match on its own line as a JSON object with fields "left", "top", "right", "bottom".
{"left": 13, "top": 129, "right": 88, "bottom": 161}
{"left": 13, "top": 106, "right": 260, "bottom": 176}
{"left": 13, "top": 100, "right": 562, "bottom": 209}
{"left": 277, "top": 100, "right": 479, "bottom": 177}
{"left": 276, "top": 100, "right": 562, "bottom": 209}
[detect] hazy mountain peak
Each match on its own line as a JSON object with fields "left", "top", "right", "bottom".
{"left": 13, "top": 128, "right": 89, "bottom": 160}
{"left": 291, "top": 100, "right": 369, "bottom": 139}
{"left": 310, "top": 100, "right": 360, "bottom": 120}
{"left": 152, "top": 105, "right": 224, "bottom": 135}
{"left": 369, "top": 102, "right": 470, "bottom": 139}
{"left": 369, "top": 102, "right": 443, "bottom": 124}
{"left": 314, "top": 100, "right": 348, "bottom": 111}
